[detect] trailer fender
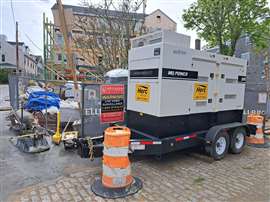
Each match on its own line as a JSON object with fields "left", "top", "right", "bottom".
{"left": 205, "top": 122, "right": 250, "bottom": 145}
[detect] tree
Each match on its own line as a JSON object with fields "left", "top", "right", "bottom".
{"left": 182, "top": 0, "right": 270, "bottom": 56}
{"left": 73, "top": 0, "right": 146, "bottom": 75}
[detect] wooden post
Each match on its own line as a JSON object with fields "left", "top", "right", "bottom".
{"left": 16, "top": 21, "right": 19, "bottom": 72}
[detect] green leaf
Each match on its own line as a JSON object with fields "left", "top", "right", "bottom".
{"left": 182, "top": 0, "right": 270, "bottom": 56}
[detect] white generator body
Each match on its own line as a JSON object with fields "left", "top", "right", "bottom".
{"left": 127, "top": 30, "right": 247, "bottom": 138}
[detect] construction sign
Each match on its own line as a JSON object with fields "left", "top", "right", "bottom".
{"left": 193, "top": 83, "right": 208, "bottom": 100}
{"left": 100, "top": 84, "right": 125, "bottom": 123}
{"left": 136, "top": 84, "right": 150, "bottom": 102}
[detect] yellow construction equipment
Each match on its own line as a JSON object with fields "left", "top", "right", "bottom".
{"left": 52, "top": 111, "right": 61, "bottom": 144}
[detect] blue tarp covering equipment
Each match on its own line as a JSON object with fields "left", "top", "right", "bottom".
{"left": 25, "top": 91, "right": 60, "bottom": 111}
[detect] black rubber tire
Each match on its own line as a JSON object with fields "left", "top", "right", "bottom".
{"left": 229, "top": 127, "right": 246, "bottom": 154}
{"left": 205, "top": 131, "right": 229, "bottom": 160}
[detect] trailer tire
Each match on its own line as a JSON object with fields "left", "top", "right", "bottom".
{"left": 206, "top": 131, "right": 229, "bottom": 160}
{"left": 229, "top": 127, "right": 246, "bottom": 154}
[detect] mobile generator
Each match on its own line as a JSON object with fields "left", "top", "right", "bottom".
{"left": 83, "top": 30, "right": 249, "bottom": 160}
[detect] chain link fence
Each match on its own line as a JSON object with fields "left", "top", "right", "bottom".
{"left": 8, "top": 74, "right": 127, "bottom": 138}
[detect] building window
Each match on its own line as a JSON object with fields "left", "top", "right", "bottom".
{"left": 240, "top": 52, "right": 250, "bottom": 65}
{"left": 72, "top": 29, "right": 83, "bottom": 34}
{"left": 156, "top": 15, "right": 161, "bottom": 22}
{"left": 58, "top": 54, "right": 62, "bottom": 61}
{"left": 245, "top": 36, "right": 251, "bottom": 46}
{"left": 1, "top": 54, "right": 5, "bottom": 62}
{"left": 56, "top": 33, "right": 64, "bottom": 46}
{"left": 98, "top": 56, "right": 103, "bottom": 65}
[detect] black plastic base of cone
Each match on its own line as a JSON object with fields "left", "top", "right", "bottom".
{"left": 91, "top": 177, "right": 142, "bottom": 199}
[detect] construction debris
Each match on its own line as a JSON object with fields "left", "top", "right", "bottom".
{"left": 9, "top": 132, "right": 50, "bottom": 153}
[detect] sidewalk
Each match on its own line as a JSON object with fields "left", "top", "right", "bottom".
{"left": 6, "top": 146, "right": 270, "bottom": 202}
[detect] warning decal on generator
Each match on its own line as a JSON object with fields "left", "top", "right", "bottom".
{"left": 193, "top": 83, "right": 208, "bottom": 100}
{"left": 136, "top": 84, "right": 150, "bottom": 102}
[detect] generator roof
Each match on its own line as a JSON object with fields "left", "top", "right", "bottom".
{"left": 105, "top": 69, "right": 128, "bottom": 78}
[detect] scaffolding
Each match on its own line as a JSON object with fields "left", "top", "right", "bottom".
{"left": 43, "top": 13, "right": 65, "bottom": 80}
{"left": 42, "top": 13, "right": 103, "bottom": 83}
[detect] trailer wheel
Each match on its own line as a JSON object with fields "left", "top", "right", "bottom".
{"left": 206, "top": 131, "right": 229, "bottom": 160}
{"left": 229, "top": 127, "right": 246, "bottom": 154}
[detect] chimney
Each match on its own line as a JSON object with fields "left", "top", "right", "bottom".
{"left": 195, "top": 39, "right": 201, "bottom": 50}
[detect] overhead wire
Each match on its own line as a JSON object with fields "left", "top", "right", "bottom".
{"left": 10, "top": 0, "right": 43, "bottom": 52}
{"left": 9, "top": 0, "right": 67, "bottom": 80}
{"left": 10, "top": 0, "right": 16, "bottom": 26}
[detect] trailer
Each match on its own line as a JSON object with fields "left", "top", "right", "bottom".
{"left": 80, "top": 30, "right": 250, "bottom": 160}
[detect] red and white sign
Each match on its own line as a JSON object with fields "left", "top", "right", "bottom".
{"left": 100, "top": 84, "right": 125, "bottom": 123}
{"left": 101, "top": 84, "right": 124, "bottom": 95}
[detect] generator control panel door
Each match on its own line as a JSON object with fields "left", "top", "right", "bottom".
{"left": 191, "top": 59, "right": 217, "bottom": 114}
{"left": 217, "top": 61, "right": 246, "bottom": 111}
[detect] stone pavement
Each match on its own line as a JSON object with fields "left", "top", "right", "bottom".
{"left": 6, "top": 146, "right": 270, "bottom": 202}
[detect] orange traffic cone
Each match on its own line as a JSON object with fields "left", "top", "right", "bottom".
{"left": 91, "top": 126, "right": 142, "bottom": 199}
{"left": 246, "top": 114, "right": 269, "bottom": 148}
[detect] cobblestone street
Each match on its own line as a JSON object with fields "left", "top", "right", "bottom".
{"left": 6, "top": 146, "right": 270, "bottom": 202}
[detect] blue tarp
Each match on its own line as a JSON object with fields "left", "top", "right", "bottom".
{"left": 25, "top": 91, "right": 60, "bottom": 111}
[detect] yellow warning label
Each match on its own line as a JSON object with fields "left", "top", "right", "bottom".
{"left": 193, "top": 83, "right": 208, "bottom": 100}
{"left": 136, "top": 84, "right": 150, "bottom": 102}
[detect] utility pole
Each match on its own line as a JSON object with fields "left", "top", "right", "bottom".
{"left": 16, "top": 21, "right": 19, "bottom": 72}
{"left": 140, "top": 0, "right": 147, "bottom": 35}
{"left": 56, "top": 0, "right": 80, "bottom": 101}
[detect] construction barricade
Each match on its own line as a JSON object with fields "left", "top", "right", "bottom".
{"left": 91, "top": 126, "right": 142, "bottom": 198}
{"left": 246, "top": 114, "right": 270, "bottom": 148}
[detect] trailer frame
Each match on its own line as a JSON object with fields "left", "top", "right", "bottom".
{"left": 81, "top": 122, "right": 250, "bottom": 160}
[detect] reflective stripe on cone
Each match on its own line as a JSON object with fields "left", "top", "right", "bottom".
{"left": 102, "top": 174, "right": 133, "bottom": 188}
{"left": 103, "top": 164, "right": 131, "bottom": 177}
{"left": 103, "top": 146, "right": 129, "bottom": 157}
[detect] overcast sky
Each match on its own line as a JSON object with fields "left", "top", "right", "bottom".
{"left": 1, "top": 0, "right": 201, "bottom": 55}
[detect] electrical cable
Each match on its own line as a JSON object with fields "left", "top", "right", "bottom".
{"left": 10, "top": 0, "right": 16, "bottom": 26}
{"left": 10, "top": 0, "right": 43, "bottom": 52}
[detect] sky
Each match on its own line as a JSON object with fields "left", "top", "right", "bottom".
{"left": 0, "top": 0, "right": 199, "bottom": 55}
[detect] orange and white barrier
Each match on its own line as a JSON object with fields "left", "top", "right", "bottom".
{"left": 246, "top": 114, "right": 264, "bottom": 144}
{"left": 102, "top": 126, "right": 133, "bottom": 188}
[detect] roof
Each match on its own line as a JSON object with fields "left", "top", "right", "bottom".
{"left": 105, "top": 68, "right": 128, "bottom": 78}
{"left": 0, "top": 63, "right": 17, "bottom": 69}
{"left": 51, "top": 4, "right": 146, "bottom": 19}
{"left": 147, "top": 9, "right": 176, "bottom": 24}
{"left": 7, "top": 41, "right": 24, "bottom": 46}
{"left": 24, "top": 54, "right": 37, "bottom": 63}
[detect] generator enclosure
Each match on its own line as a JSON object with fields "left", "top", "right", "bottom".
{"left": 127, "top": 30, "right": 247, "bottom": 138}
